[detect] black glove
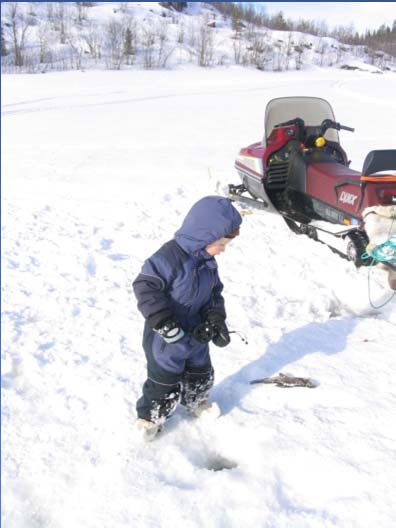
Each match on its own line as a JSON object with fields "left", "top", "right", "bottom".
{"left": 204, "top": 309, "right": 230, "bottom": 348}
{"left": 192, "top": 321, "right": 214, "bottom": 343}
{"left": 154, "top": 318, "right": 185, "bottom": 344}
{"left": 212, "top": 320, "right": 230, "bottom": 348}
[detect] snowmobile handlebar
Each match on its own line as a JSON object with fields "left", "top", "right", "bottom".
{"left": 321, "top": 118, "right": 355, "bottom": 133}
{"left": 274, "top": 117, "right": 354, "bottom": 134}
{"left": 338, "top": 124, "right": 355, "bottom": 132}
{"left": 275, "top": 117, "right": 305, "bottom": 128}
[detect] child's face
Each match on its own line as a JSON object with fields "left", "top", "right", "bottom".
{"left": 205, "top": 237, "right": 232, "bottom": 256}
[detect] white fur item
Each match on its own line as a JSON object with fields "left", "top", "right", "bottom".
{"left": 363, "top": 205, "right": 396, "bottom": 253}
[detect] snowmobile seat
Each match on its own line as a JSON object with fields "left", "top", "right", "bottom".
{"left": 362, "top": 150, "right": 396, "bottom": 175}
{"left": 308, "top": 162, "right": 361, "bottom": 182}
{"left": 306, "top": 162, "right": 362, "bottom": 200}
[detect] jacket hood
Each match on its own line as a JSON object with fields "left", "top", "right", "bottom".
{"left": 174, "top": 196, "right": 242, "bottom": 255}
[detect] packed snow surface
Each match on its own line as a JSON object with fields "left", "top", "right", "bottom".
{"left": 2, "top": 66, "right": 396, "bottom": 528}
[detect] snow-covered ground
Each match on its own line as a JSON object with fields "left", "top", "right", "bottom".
{"left": 2, "top": 66, "right": 396, "bottom": 528}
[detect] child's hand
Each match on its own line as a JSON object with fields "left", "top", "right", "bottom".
{"left": 203, "top": 309, "right": 231, "bottom": 347}
{"left": 154, "top": 318, "right": 185, "bottom": 344}
{"left": 212, "top": 321, "right": 230, "bottom": 348}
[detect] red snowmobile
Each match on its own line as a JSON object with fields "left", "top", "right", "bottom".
{"left": 229, "top": 97, "right": 396, "bottom": 284}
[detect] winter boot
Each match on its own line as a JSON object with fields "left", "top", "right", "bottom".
{"left": 188, "top": 400, "right": 221, "bottom": 419}
{"left": 136, "top": 418, "right": 162, "bottom": 442}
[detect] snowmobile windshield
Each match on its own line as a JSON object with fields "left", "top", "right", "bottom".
{"left": 264, "top": 97, "right": 339, "bottom": 144}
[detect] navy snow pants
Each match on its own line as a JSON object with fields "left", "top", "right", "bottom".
{"left": 136, "top": 323, "right": 214, "bottom": 423}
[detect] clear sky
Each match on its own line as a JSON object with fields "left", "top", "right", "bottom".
{"left": 257, "top": 2, "right": 396, "bottom": 33}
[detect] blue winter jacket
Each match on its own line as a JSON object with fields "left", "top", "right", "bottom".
{"left": 133, "top": 196, "right": 242, "bottom": 372}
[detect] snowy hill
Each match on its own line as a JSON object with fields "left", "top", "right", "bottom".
{"left": 1, "top": 1, "right": 395, "bottom": 74}
{"left": 2, "top": 64, "right": 396, "bottom": 527}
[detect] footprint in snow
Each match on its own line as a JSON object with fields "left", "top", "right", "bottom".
{"left": 85, "top": 255, "right": 96, "bottom": 277}
{"left": 100, "top": 238, "right": 113, "bottom": 250}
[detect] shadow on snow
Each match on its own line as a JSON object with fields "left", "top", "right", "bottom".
{"left": 212, "top": 317, "right": 358, "bottom": 415}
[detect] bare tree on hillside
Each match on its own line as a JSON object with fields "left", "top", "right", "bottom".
{"left": 107, "top": 19, "right": 125, "bottom": 69}
{"left": 316, "top": 20, "right": 329, "bottom": 38}
{"left": 158, "top": 19, "right": 175, "bottom": 68}
{"left": 232, "top": 31, "right": 244, "bottom": 65}
{"left": 75, "top": 3, "right": 88, "bottom": 25}
{"left": 67, "top": 33, "right": 84, "bottom": 70}
{"left": 273, "top": 40, "right": 286, "bottom": 71}
{"left": 6, "top": 3, "right": 31, "bottom": 67}
{"left": 188, "top": 19, "right": 197, "bottom": 48}
{"left": 1, "top": 25, "right": 8, "bottom": 56}
{"left": 38, "top": 23, "right": 51, "bottom": 64}
{"left": 82, "top": 21, "right": 102, "bottom": 60}
{"left": 246, "top": 31, "right": 272, "bottom": 70}
{"left": 177, "top": 20, "right": 185, "bottom": 44}
{"left": 317, "top": 38, "right": 329, "bottom": 67}
{"left": 196, "top": 16, "right": 215, "bottom": 66}
{"left": 46, "top": 2, "right": 55, "bottom": 22}
{"left": 293, "top": 38, "right": 309, "bottom": 70}
{"left": 140, "top": 19, "right": 174, "bottom": 69}
{"left": 284, "top": 33, "right": 294, "bottom": 70}
{"left": 54, "top": 3, "right": 69, "bottom": 44}
{"left": 141, "top": 22, "right": 156, "bottom": 69}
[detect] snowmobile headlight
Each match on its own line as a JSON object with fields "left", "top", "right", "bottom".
{"left": 315, "top": 137, "right": 326, "bottom": 148}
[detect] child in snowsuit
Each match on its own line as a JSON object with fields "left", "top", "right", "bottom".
{"left": 133, "top": 196, "right": 242, "bottom": 439}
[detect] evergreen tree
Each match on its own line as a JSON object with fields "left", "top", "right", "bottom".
{"left": 124, "top": 27, "right": 133, "bottom": 56}
{"left": 271, "top": 11, "right": 288, "bottom": 31}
